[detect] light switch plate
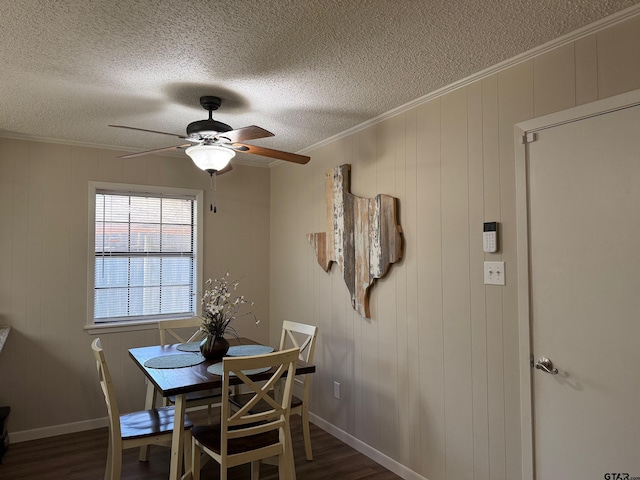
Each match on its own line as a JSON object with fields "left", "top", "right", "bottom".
{"left": 484, "top": 261, "right": 505, "bottom": 285}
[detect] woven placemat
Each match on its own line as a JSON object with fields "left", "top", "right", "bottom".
{"left": 206, "top": 363, "right": 271, "bottom": 377}
{"left": 227, "top": 345, "right": 274, "bottom": 357}
{"left": 176, "top": 342, "right": 201, "bottom": 352}
{"left": 144, "top": 353, "right": 205, "bottom": 369}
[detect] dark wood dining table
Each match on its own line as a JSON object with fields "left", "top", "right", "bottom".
{"left": 129, "top": 337, "right": 316, "bottom": 480}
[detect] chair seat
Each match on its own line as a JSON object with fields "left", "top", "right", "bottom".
{"left": 120, "top": 406, "right": 193, "bottom": 440}
{"left": 229, "top": 391, "right": 303, "bottom": 413}
{"left": 191, "top": 423, "right": 279, "bottom": 456}
{"left": 168, "top": 388, "right": 223, "bottom": 405}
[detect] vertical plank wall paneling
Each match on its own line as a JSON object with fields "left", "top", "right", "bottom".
{"left": 6, "top": 144, "right": 29, "bottom": 423}
{"left": 467, "top": 80, "right": 489, "bottom": 480}
{"left": 0, "top": 143, "right": 271, "bottom": 434}
{"left": 598, "top": 15, "right": 640, "bottom": 98}
{"left": 532, "top": 44, "right": 576, "bottom": 117}
{"left": 416, "top": 98, "right": 445, "bottom": 480}
{"left": 393, "top": 112, "right": 410, "bottom": 468}
{"left": 25, "top": 144, "right": 45, "bottom": 429}
{"left": 269, "top": 13, "right": 640, "bottom": 480}
{"left": 440, "top": 87, "right": 473, "bottom": 480}
{"left": 481, "top": 73, "right": 506, "bottom": 480}
{"left": 402, "top": 107, "right": 422, "bottom": 473}
{"left": 40, "top": 144, "right": 72, "bottom": 428}
{"left": 574, "top": 35, "right": 599, "bottom": 106}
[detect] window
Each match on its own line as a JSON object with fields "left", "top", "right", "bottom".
{"left": 88, "top": 182, "right": 203, "bottom": 326}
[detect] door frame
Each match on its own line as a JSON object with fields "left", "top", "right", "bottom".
{"left": 514, "top": 88, "right": 640, "bottom": 480}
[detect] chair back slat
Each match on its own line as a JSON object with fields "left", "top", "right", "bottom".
{"left": 279, "top": 321, "right": 318, "bottom": 395}
{"left": 226, "top": 418, "right": 286, "bottom": 439}
{"left": 279, "top": 320, "right": 318, "bottom": 363}
{"left": 158, "top": 317, "right": 205, "bottom": 346}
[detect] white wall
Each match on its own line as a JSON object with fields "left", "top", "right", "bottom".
{"left": 269, "top": 12, "right": 640, "bottom": 480}
{"left": 0, "top": 143, "right": 271, "bottom": 437}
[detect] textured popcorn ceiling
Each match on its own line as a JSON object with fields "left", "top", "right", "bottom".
{"left": 0, "top": 0, "right": 637, "bottom": 165}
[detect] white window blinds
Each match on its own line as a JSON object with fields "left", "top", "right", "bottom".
{"left": 94, "top": 190, "right": 196, "bottom": 323}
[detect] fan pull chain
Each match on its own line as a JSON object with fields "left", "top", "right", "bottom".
{"left": 209, "top": 171, "right": 217, "bottom": 213}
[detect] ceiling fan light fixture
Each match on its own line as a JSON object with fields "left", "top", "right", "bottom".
{"left": 185, "top": 145, "right": 235, "bottom": 172}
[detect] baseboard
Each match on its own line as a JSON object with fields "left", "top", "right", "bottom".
{"left": 13, "top": 411, "right": 427, "bottom": 480}
{"left": 309, "top": 413, "right": 428, "bottom": 480}
{"left": 11, "top": 416, "right": 109, "bottom": 444}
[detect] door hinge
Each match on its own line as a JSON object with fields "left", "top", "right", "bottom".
{"left": 521, "top": 132, "right": 537, "bottom": 144}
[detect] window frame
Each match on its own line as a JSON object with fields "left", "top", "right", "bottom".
{"left": 86, "top": 181, "right": 203, "bottom": 333}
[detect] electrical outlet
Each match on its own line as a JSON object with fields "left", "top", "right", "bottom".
{"left": 333, "top": 381, "right": 341, "bottom": 399}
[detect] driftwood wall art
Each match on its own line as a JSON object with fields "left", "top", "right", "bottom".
{"left": 307, "top": 164, "right": 403, "bottom": 318}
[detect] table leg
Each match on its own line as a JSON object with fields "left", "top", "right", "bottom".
{"left": 170, "top": 394, "right": 186, "bottom": 480}
{"left": 139, "top": 381, "right": 158, "bottom": 461}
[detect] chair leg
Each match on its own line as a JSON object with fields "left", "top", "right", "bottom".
{"left": 110, "top": 444, "right": 122, "bottom": 480}
{"left": 191, "top": 438, "right": 201, "bottom": 480}
{"left": 277, "top": 453, "right": 288, "bottom": 480}
{"left": 284, "top": 424, "right": 296, "bottom": 480}
{"left": 140, "top": 382, "right": 158, "bottom": 461}
{"left": 251, "top": 460, "right": 260, "bottom": 480}
{"left": 301, "top": 408, "right": 313, "bottom": 461}
{"left": 104, "top": 437, "right": 113, "bottom": 480}
{"left": 183, "top": 430, "right": 192, "bottom": 475}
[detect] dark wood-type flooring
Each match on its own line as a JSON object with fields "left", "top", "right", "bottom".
{"left": 0, "top": 411, "right": 401, "bottom": 479}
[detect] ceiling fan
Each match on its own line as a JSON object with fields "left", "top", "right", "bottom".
{"left": 109, "top": 96, "right": 310, "bottom": 175}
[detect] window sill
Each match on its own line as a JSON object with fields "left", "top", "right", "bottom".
{"left": 84, "top": 320, "right": 160, "bottom": 335}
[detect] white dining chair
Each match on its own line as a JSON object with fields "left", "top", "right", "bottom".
{"left": 157, "top": 317, "right": 223, "bottom": 417}
{"left": 229, "top": 320, "right": 318, "bottom": 460}
{"left": 191, "top": 347, "right": 300, "bottom": 480}
{"left": 91, "top": 338, "right": 193, "bottom": 480}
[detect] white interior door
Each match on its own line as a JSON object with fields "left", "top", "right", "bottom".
{"left": 526, "top": 100, "right": 640, "bottom": 479}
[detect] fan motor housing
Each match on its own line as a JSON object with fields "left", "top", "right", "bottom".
{"left": 186, "top": 119, "right": 233, "bottom": 137}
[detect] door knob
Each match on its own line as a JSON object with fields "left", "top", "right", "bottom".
{"left": 535, "top": 356, "right": 558, "bottom": 375}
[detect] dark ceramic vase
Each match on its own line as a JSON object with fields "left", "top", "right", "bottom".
{"left": 199, "top": 335, "right": 230, "bottom": 360}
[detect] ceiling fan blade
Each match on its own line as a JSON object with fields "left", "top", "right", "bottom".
{"left": 109, "top": 125, "right": 187, "bottom": 139}
{"left": 232, "top": 143, "right": 310, "bottom": 164}
{"left": 118, "top": 143, "right": 192, "bottom": 159}
{"left": 221, "top": 125, "right": 274, "bottom": 143}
